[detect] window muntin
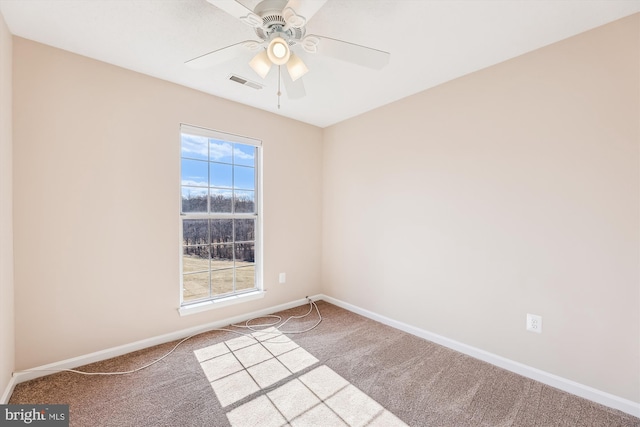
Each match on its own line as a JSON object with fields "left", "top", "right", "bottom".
{"left": 180, "top": 125, "right": 260, "bottom": 305}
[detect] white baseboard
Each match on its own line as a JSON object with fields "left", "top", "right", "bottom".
{"left": 9, "top": 295, "right": 322, "bottom": 390}
{"left": 6, "top": 293, "right": 639, "bottom": 418}
{"left": 1, "top": 375, "right": 17, "bottom": 404}
{"left": 318, "top": 294, "right": 640, "bottom": 418}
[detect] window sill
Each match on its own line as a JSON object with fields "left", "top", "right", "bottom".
{"left": 178, "top": 290, "right": 265, "bottom": 317}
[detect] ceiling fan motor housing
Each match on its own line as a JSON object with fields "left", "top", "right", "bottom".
{"left": 253, "top": 0, "right": 305, "bottom": 44}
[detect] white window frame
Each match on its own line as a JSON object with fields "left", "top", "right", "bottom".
{"left": 178, "top": 124, "right": 263, "bottom": 316}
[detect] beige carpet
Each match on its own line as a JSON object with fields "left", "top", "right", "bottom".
{"left": 9, "top": 301, "right": 640, "bottom": 426}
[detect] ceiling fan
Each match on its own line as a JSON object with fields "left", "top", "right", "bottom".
{"left": 185, "top": 0, "right": 390, "bottom": 105}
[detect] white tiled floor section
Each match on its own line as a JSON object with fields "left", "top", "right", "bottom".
{"left": 194, "top": 328, "right": 407, "bottom": 427}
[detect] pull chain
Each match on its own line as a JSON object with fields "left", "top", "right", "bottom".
{"left": 277, "top": 66, "right": 281, "bottom": 109}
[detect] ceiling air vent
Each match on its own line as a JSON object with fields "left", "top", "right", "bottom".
{"left": 228, "top": 74, "right": 263, "bottom": 90}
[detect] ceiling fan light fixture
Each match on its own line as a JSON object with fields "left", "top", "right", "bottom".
{"left": 249, "top": 50, "right": 272, "bottom": 78}
{"left": 286, "top": 53, "right": 309, "bottom": 82}
{"left": 267, "top": 37, "right": 290, "bottom": 65}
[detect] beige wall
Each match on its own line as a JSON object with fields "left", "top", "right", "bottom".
{"left": 0, "top": 11, "right": 14, "bottom": 398}
{"left": 12, "top": 37, "right": 323, "bottom": 370}
{"left": 322, "top": 14, "right": 639, "bottom": 403}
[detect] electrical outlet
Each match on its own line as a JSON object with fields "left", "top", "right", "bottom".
{"left": 279, "top": 273, "right": 286, "bottom": 284}
{"left": 526, "top": 314, "right": 542, "bottom": 333}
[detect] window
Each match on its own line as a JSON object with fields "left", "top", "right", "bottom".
{"left": 180, "top": 124, "right": 261, "bottom": 307}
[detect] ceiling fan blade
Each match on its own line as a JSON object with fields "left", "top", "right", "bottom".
{"left": 207, "top": 0, "right": 263, "bottom": 27}
{"left": 284, "top": 0, "right": 327, "bottom": 22}
{"left": 185, "top": 41, "right": 259, "bottom": 69}
{"left": 281, "top": 67, "right": 306, "bottom": 99}
{"left": 307, "top": 35, "right": 390, "bottom": 69}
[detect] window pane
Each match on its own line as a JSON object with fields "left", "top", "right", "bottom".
{"left": 182, "top": 246, "right": 209, "bottom": 273}
{"left": 211, "top": 269, "right": 234, "bottom": 296}
{"left": 236, "top": 266, "right": 255, "bottom": 291}
{"left": 234, "top": 144, "right": 255, "bottom": 167}
{"left": 235, "top": 242, "right": 255, "bottom": 291}
{"left": 183, "top": 219, "right": 209, "bottom": 245}
{"left": 183, "top": 272, "right": 210, "bottom": 302}
{"left": 181, "top": 159, "right": 208, "bottom": 187}
{"left": 181, "top": 134, "right": 208, "bottom": 161}
{"left": 211, "top": 240, "right": 233, "bottom": 298}
{"left": 234, "top": 190, "right": 255, "bottom": 213}
{"left": 210, "top": 189, "right": 233, "bottom": 213}
{"left": 210, "top": 163, "right": 233, "bottom": 188}
{"left": 210, "top": 140, "right": 233, "bottom": 164}
{"left": 235, "top": 242, "right": 255, "bottom": 263}
{"left": 211, "top": 243, "right": 233, "bottom": 270}
{"left": 211, "top": 219, "right": 233, "bottom": 243}
{"left": 235, "top": 219, "right": 255, "bottom": 242}
{"left": 181, "top": 187, "right": 208, "bottom": 213}
{"left": 234, "top": 165, "right": 255, "bottom": 190}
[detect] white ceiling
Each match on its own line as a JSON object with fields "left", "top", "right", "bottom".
{"left": 1, "top": 0, "right": 638, "bottom": 128}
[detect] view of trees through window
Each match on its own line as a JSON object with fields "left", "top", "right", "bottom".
{"left": 180, "top": 126, "right": 260, "bottom": 304}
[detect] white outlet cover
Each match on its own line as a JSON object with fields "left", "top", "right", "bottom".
{"left": 526, "top": 313, "right": 542, "bottom": 333}
{"left": 279, "top": 273, "right": 286, "bottom": 284}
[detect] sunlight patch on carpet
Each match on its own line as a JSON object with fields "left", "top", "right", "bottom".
{"left": 194, "top": 327, "right": 407, "bottom": 426}
{"left": 228, "top": 366, "right": 407, "bottom": 426}
{"left": 195, "top": 328, "right": 318, "bottom": 407}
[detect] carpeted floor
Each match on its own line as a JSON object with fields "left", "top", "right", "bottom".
{"left": 9, "top": 301, "right": 640, "bottom": 426}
